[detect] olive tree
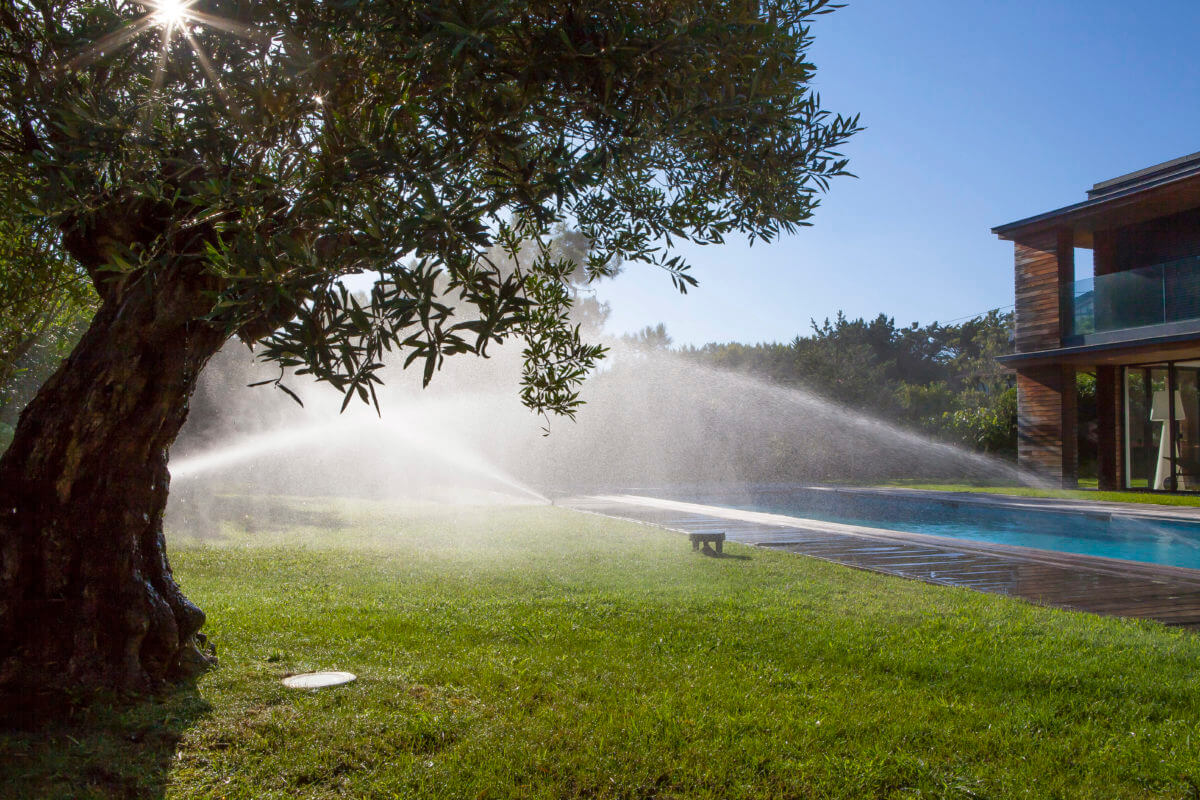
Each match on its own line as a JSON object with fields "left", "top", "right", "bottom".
{"left": 0, "top": 0, "right": 859, "bottom": 703}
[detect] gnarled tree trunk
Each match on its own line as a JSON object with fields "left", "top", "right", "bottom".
{"left": 0, "top": 271, "right": 227, "bottom": 705}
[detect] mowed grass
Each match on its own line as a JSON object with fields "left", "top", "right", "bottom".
{"left": 6, "top": 499, "right": 1200, "bottom": 799}
{"left": 879, "top": 480, "right": 1200, "bottom": 508}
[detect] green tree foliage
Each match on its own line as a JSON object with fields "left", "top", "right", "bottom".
{"left": 623, "top": 322, "right": 674, "bottom": 352}
{"left": 0, "top": 0, "right": 860, "bottom": 417}
{"left": 0, "top": 171, "right": 96, "bottom": 428}
{"left": 1075, "top": 370, "right": 1098, "bottom": 476}
{"left": 684, "top": 310, "right": 1020, "bottom": 455}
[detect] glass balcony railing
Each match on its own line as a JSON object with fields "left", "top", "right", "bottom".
{"left": 1068, "top": 255, "right": 1200, "bottom": 337}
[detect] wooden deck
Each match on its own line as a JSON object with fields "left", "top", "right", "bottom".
{"left": 562, "top": 494, "right": 1200, "bottom": 628}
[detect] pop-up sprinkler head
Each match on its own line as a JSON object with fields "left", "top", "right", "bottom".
{"left": 282, "top": 671, "right": 356, "bottom": 689}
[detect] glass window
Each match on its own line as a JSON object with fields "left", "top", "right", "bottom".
{"left": 1125, "top": 366, "right": 1164, "bottom": 489}
{"left": 1175, "top": 366, "right": 1200, "bottom": 490}
{"left": 1124, "top": 362, "right": 1200, "bottom": 491}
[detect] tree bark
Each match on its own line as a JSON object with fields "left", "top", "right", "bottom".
{"left": 0, "top": 270, "right": 227, "bottom": 705}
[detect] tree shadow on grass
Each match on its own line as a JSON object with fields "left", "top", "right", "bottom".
{"left": 0, "top": 683, "right": 210, "bottom": 799}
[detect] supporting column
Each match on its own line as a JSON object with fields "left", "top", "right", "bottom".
{"left": 1095, "top": 365, "right": 1123, "bottom": 490}
{"left": 1014, "top": 230, "right": 1074, "bottom": 353}
{"left": 1017, "top": 364, "right": 1078, "bottom": 488}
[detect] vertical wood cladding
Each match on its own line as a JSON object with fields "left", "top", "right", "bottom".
{"left": 1017, "top": 365, "right": 1078, "bottom": 487}
{"left": 1093, "top": 228, "right": 1118, "bottom": 277}
{"left": 1111, "top": 207, "right": 1200, "bottom": 269}
{"left": 1014, "top": 230, "right": 1072, "bottom": 353}
{"left": 1096, "top": 365, "right": 1122, "bottom": 490}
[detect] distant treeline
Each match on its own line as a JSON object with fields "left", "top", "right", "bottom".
{"left": 670, "top": 310, "right": 1022, "bottom": 459}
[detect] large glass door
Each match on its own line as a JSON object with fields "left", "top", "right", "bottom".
{"left": 1174, "top": 362, "right": 1200, "bottom": 490}
{"left": 1124, "top": 361, "right": 1200, "bottom": 491}
{"left": 1125, "top": 366, "right": 1165, "bottom": 489}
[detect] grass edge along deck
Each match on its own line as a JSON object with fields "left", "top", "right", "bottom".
{"left": 561, "top": 494, "right": 1200, "bottom": 628}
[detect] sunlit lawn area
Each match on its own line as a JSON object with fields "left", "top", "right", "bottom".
{"left": 5, "top": 499, "right": 1200, "bottom": 799}
{"left": 880, "top": 480, "right": 1200, "bottom": 508}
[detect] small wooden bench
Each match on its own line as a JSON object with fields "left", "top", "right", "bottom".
{"left": 689, "top": 531, "right": 725, "bottom": 554}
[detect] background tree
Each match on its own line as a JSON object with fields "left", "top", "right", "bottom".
{"left": 684, "top": 310, "right": 1021, "bottom": 457}
{"left": 622, "top": 323, "right": 674, "bottom": 352}
{"left": 0, "top": 169, "right": 97, "bottom": 441}
{"left": 0, "top": 0, "right": 859, "bottom": 703}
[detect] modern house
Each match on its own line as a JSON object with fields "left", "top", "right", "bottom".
{"left": 994, "top": 152, "right": 1200, "bottom": 491}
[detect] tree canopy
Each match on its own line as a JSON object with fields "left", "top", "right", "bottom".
{"left": 1, "top": 0, "right": 860, "bottom": 413}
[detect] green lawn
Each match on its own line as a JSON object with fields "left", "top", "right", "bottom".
{"left": 6, "top": 498, "right": 1200, "bottom": 799}
{"left": 879, "top": 480, "right": 1200, "bottom": 507}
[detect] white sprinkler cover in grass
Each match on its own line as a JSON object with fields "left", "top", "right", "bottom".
{"left": 282, "top": 671, "right": 357, "bottom": 689}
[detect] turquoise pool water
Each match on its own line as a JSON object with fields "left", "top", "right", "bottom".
{"left": 659, "top": 486, "right": 1200, "bottom": 570}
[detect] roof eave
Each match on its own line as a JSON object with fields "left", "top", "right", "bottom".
{"left": 992, "top": 168, "right": 1200, "bottom": 242}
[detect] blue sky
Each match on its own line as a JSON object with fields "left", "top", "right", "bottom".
{"left": 594, "top": 0, "right": 1200, "bottom": 345}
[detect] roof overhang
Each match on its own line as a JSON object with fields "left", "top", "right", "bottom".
{"left": 993, "top": 152, "right": 1200, "bottom": 247}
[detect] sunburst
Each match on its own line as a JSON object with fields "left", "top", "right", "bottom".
{"left": 148, "top": 0, "right": 197, "bottom": 33}
{"left": 64, "top": 0, "right": 278, "bottom": 128}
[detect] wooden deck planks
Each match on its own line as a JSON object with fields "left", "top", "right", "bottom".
{"left": 563, "top": 495, "right": 1200, "bottom": 628}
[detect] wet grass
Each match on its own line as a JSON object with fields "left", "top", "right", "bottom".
{"left": 880, "top": 480, "right": 1200, "bottom": 507}
{"left": 6, "top": 499, "right": 1200, "bottom": 798}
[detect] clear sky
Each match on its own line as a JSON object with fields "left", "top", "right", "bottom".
{"left": 593, "top": 0, "right": 1200, "bottom": 346}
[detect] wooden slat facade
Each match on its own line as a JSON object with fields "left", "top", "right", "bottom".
{"left": 1013, "top": 229, "right": 1072, "bottom": 354}
{"left": 1110, "top": 206, "right": 1200, "bottom": 269}
{"left": 1011, "top": 227, "right": 1078, "bottom": 485}
{"left": 1016, "top": 364, "right": 1077, "bottom": 486}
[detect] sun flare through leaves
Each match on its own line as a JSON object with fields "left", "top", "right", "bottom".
{"left": 148, "top": 0, "right": 195, "bottom": 33}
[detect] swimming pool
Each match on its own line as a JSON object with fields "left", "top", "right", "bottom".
{"left": 650, "top": 485, "right": 1200, "bottom": 570}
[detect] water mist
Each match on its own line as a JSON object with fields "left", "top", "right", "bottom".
{"left": 166, "top": 339, "right": 1038, "bottom": 539}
